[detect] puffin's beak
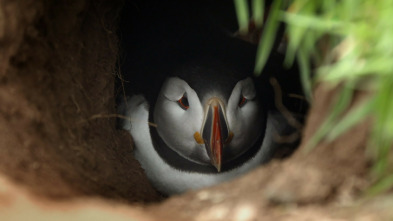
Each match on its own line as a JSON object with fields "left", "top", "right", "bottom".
{"left": 201, "top": 98, "right": 230, "bottom": 172}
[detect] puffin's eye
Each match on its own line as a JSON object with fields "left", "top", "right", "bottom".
{"left": 238, "top": 96, "right": 247, "bottom": 108}
{"left": 177, "top": 95, "right": 189, "bottom": 110}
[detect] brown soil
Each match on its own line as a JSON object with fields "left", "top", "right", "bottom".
{"left": 0, "top": 0, "right": 160, "bottom": 202}
{"left": 0, "top": 0, "right": 388, "bottom": 220}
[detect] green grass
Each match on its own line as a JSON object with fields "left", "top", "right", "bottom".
{"left": 234, "top": 0, "right": 393, "bottom": 195}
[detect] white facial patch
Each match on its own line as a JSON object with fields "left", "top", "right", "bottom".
{"left": 153, "top": 77, "right": 210, "bottom": 164}
{"left": 225, "top": 77, "right": 264, "bottom": 160}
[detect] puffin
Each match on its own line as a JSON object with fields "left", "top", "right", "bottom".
{"left": 117, "top": 1, "right": 302, "bottom": 195}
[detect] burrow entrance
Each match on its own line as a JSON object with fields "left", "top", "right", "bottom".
{"left": 0, "top": 0, "right": 372, "bottom": 220}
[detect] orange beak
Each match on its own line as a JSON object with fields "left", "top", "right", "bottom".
{"left": 201, "top": 98, "right": 230, "bottom": 172}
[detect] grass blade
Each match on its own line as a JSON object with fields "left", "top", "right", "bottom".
{"left": 297, "top": 47, "right": 312, "bottom": 101}
{"left": 366, "top": 174, "right": 393, "bottom": 197}
{"left": 305, "top": 84, "right": 354, "bottom": 151}
{"left": 234, "top": 0, "right": 250, "bottom": 34}
{"left": 327, "top": 99, "right": 373, "bottom": 141}
{"left": 254, "top": 0, "right": 283, "bottom": 75}
{"left": 252, "top": 0, "right": 265, "bottom": 28}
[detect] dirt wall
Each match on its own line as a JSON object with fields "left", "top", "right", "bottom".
{"left": 0, "top": 0, "right": 159, "bottom": 202}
